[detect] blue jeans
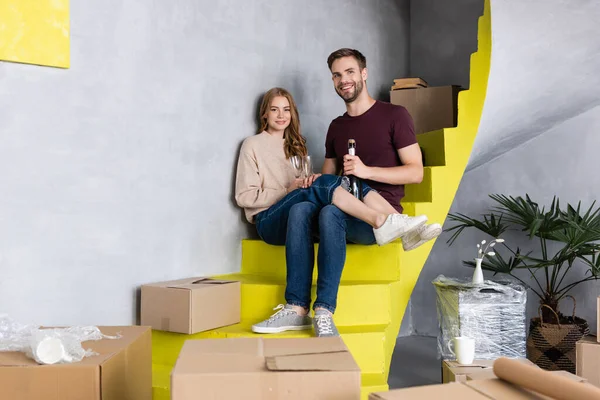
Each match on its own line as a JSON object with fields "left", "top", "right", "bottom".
{"left": 255, "top": 174, "right": 375, "bottom": 313}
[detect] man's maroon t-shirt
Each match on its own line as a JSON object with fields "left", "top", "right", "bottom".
{"left": 325, "top": 100, "right": 417, "bottom": 213}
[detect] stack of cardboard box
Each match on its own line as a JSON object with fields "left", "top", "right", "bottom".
{"left": 390, "top": 77, "right": 461, "bottom": 135}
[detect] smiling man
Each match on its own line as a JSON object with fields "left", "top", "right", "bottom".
{"left": 322, "top": 48, "right": 442, "bottom": 254}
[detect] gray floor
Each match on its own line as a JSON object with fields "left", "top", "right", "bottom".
{"left": 388, "top": 335, "right": 441, "bottom": 389}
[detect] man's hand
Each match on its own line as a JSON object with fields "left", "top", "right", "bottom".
{"left": 343, "top": 155, "right": 371, "bottom": 179}
{"left": 302, "top": 173, "right": 322, "bottom": 188}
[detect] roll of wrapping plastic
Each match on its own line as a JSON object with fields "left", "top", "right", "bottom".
{"left": 493, "top": 357, "right": 600, "bottom": 400}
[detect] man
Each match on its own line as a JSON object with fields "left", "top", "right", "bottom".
{"left": 322, "top": 47, "right": 441, "bottom": 249}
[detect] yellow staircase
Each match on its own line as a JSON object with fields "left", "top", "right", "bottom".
{"left": 151, "top": 1, "right": 491, "bottom": 398}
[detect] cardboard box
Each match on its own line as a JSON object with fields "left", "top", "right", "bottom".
{"left": 171, "top": 337, "right": 361, "bottom": 400}
{"left": 443, "top": 359, "right": 534, "bottom": 383}
{"left": 468, "top": 368, "right": 585, "bottom": 383}
{"left": 0, "top": 326, "right": 151, "bottom": 400}
{"left": 576, "top": 335, "right": 600, "bottom": 387}
{"left": 141, "top": 277, "right": 240, "bottom": 334}
{"left": 390, "top": 85, "right": 461, "bottom": 134}
{"left": 597, "top": 296, "right": 599, "bottom": 342}
{"left": 370, "top": 375, "right": 591, "bottom": 400}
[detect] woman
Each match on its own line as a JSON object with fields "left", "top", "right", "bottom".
{"left": 235, "top": 87, "right": 428, "bottom": 337}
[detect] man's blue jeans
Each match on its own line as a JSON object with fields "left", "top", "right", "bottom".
{"left": 255, "top": 174, "right": 375, "bottom": 313}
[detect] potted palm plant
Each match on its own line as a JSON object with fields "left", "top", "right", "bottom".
{"left": 445, "top": 194, "right": 600, "bottom": 372}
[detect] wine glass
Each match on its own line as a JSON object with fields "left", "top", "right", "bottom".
{"left": 290, "top": 155, "right": 303, "bottom": 178}
{"left": 302, "top": 156, "right": 313, "bottom": 179}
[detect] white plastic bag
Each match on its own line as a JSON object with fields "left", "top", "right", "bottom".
{"left": 0, "top": 314, "right": 121, "bottom": 365}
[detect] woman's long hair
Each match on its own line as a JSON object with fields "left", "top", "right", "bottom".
{"left": 258, "top": 88, "right": 307, "bottom": 159}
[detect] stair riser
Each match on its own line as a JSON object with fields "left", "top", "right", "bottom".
{"left": 238, "top": 282, "right": 392, "bottom": 327}
{"left": 241, "top": 241, "right": 403, "bottom": 282}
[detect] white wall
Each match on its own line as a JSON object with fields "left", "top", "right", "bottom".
{"left": 0, "top": 0, "right": 410, "bottom": 326}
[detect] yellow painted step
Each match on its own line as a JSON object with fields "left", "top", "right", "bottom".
{"left": 417, "top": 129, "right": 447, "bottom": 167}
{"left": 404, "top": 165, "right": 459, "bottom": 203}
{"left": 240, "top": 239, "right": 404, "bottom": 282}
{"left": 213, "top": 273, "right": 393, "bottom": 327}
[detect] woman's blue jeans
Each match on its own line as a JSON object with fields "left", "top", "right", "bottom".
{"left": 254, "top": 174, "right": 375, "bottom": 313}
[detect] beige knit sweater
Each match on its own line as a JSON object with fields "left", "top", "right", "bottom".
{"left": 235, "top": 131, "right": 297, "bottom": 223}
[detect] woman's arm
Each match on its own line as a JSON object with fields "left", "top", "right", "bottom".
{"left": 234, "top": 146, "right": 288, "bottom": 209}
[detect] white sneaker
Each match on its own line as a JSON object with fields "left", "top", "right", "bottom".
{"left": 373, "top": 214, "right": 427, "bottom": 246}
{"left": 402, "top": 223, "right": 442, "bottom": 251}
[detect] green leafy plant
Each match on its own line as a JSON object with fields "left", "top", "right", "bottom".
{"left": 446, "top": 194, "right": 600, "bottom": 322}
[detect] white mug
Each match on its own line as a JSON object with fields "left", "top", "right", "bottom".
{"left": 448, "top": 336, "right": 475, "bottom": 365}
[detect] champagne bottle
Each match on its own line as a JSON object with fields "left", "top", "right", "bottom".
{"left": 347, "top": 139, "right": 363, "bottom": 200}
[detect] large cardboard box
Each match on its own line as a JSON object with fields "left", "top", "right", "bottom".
{"left": 171, "top": 337, "right": 361, "bottom": 400}
{"left": 141, "top": 277, "right": 240, "bottom": 334}
{"left": 468, "top": 368, "right": 585, "bottom": 382}
{"left": 0, "top": 326, "right": 151, "bottom": 400}
{"left": 390, "top": 86, "right": 461, "bottom": 134}
{"left": 576, "top": 335, "right": 600, "bottom": 387}
{"left": 370, "top": 375, "right": 591, "bottom": 399}
{"left": 443, "top": 358, "right": 534, "bottom": 383}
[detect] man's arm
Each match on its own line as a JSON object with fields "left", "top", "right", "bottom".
{"left": 343, "top": 143, "right": 423, "bottom": 185}
{"left": 322, "top": 157, "right": 338, "bottom": 175}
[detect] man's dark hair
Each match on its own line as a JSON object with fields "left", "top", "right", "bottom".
{"left": 327, "top": 48, "right": 367, "bottom": 70}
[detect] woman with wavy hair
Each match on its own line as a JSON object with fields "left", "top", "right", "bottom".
{"left": 235, "top": 87, "right": 426, "bottom": 337}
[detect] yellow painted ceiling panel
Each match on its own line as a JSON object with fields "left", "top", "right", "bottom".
{"left": 0, "top": 0, "right": 70, "bottom": 68}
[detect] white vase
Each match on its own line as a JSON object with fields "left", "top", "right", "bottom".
{"left": 472, "top": 258, "right": 484, "bottom": 284}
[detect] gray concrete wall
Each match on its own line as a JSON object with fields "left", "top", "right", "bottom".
{"left": 468, "top": 0, "right": 600, "bottom": 171}
{"left": 408, "top": 0, "right": 600, "bottom": 338}
{"left": 412, "top": 105, "right": 600, "bottom": 337}
{"left": 410, "top": 0, "right": 483, "bottom": 89}
{"left": 0, "top": 0, "right": 410, "bottom": 326}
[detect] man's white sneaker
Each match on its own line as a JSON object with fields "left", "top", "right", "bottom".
{"left": 373, "top": 214, "right": 427, "bottom": 246}
{"left": 402, "top": 223, "right": 442, "bottom": 251}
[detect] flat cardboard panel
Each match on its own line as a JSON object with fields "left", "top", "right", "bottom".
{"left": 264, "top": 336, "right": 348, "bottom": 357}
{"left": 390, "top": 86, "right": 460, "bottom": 134}
{"left": 369, "top": 382, "right": 487, "bottom": 399}
{"left": 266, "top": 351, "right": 358, "bottom": 371}
{"left": 0, "top": 326, "right": 150, "bottom": 400}
{"left": 576, "top": 336, "right": 600, "bottom": 387}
